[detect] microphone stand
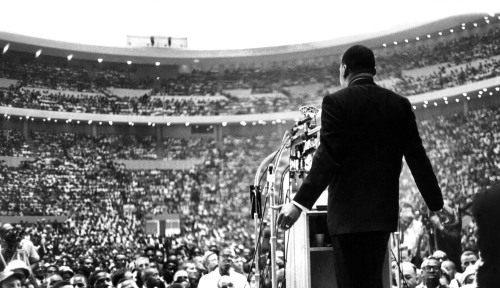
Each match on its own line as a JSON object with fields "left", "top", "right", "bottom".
{"left": 252, "top": 151, "right": 278, "bottom": 288}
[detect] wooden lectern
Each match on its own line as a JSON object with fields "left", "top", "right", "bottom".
{"left": 285, "top": 209, "right": 392, "bottom": 288}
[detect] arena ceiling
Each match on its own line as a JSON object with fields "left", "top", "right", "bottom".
{"left": 1, "top": 0, "right": 498, "bottom": 50}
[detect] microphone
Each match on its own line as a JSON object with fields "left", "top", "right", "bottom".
{"left": 294, "top": 116, "right": 312, "bottom": 127}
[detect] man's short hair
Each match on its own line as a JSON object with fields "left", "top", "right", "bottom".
{"left": 52, "top": 281, "right": 72, "bottom": 288}
{"left": 461, "top": 249, "right": 477, "bottom": 258}
{"left": 88, "top": 271, "right": 107, "bottom": 288}
{"left": 341, "top": 45, "right": 376, "bottom": 76}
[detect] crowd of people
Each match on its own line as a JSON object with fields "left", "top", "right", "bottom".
{"left": 1, "top": 23, "right": 500, "bottom": 116}
{"left": 0, "top": 103, "right": 498, "bottom": 287}
{"left": 0, "top": 128, "right": 284, "bottom": 287}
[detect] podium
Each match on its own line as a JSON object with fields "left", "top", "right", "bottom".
{"left": 285, "top": 210, "right": 392, "bottom": 288}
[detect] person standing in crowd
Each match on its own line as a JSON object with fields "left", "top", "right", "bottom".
{"left": 399, "top": 203, "right": 425, "bottom": 264}
{"left": 0, "top": 223, "right": 40, "bottom": 270}
{"left": 198, "top": 247, "right": 249, "bottom": 288}
{"left": 278, "top": 44, "right": 450, "bottom": 288}
{"left": 472, "top": 183, "right": 500, "bottom": 288}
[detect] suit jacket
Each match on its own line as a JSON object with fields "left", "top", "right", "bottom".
{"left": 293, "top": 75, "right": 443, "bottom": 235}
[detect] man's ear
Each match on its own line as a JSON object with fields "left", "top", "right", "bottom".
{"left": 343, "top": 65, "right": 349, "bottom": 78}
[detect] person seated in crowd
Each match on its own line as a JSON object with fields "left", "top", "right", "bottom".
{"left": 79, "top": 258, "right": 96, "bottom": 279}
{"left": 440, "top": 260, "right": 459, "bottom": 288}
{"left": 44, "top": 273, "right": 63, "bottom": 288}
{"left": 0, "top": 270, "right": 25, "bottom": 288}
{"left": 52, "top": 281, "right": 73, "bottom": 288}
{"left": 5, "top": 260, "right": 30, "bottom": 283}
{"left": 179, "top": 261, "right": 198, "bottom": 288}
{"left": 70, "top": 275, "right": 88, "bottom": 288}
{"left": 198, "top": 247, "right": 249, "bottom": 288}
{"left": 202, "top": 252, "right": 218, "bottom": 273}
{"left": 153, "top": 251, "right": 164, "bottom": 277}
{"left": 459, "top": 249, "right": 478, "bottom": 276}
{"left": 417, "top": 257, "right": 446, "bottom": 288}
{"left": 460, "top": 264, "right": 478, "bottom": 287}
{"left": 88, "top": 271, "right": 112, "bottom": 288}
{"left": 400, "top": 261, "right": 420, "bottom": 288}
{"left": 114, "top": 255, "right": 128, "bottom": 271}
{"left": 116, "top": 278, "right": 139, "bottom": 288}
{"left": 144, "top": 276, "right": 165, "bottom": 288}
{"left": 110, "top": 269, "right": 133, "bottom": 288}
{"left": 58, "top": 267, "right": 74, "bottom": 281}
{"left": 140, "top": 268, "right": 161, "bottom": 288}
{"left": 133, "top": 257, "right": 149, "bottom": 288}
{"left": 431, "top": 251, "right": 447, "bottom": 264}
{"left": 171, "top": 270, "right": 188, "bottom": 285}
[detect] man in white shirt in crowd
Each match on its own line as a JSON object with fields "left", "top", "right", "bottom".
{"left": 198, "top": 247, "right": 249, "bottom": 288}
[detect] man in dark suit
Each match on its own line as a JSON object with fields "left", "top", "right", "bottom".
{"left": 277, "top": 45, "right": 449, "bottom": 288}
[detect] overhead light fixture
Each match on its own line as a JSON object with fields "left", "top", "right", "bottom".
{"left": 35, "top": 49, "right": 42, "bottom": 58}
{"left": 3, "top": 43, "right": 9, "bottom": 54}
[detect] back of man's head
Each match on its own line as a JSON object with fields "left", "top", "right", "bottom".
{"left": 341, "top": 45, "right": 376, "bottom": 76}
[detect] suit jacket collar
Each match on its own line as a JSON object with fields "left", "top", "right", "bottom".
{"left": 348, "top": 73, "right": 375, "bottom": 86}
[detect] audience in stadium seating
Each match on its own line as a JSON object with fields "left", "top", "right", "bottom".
{"left": 1, "top": 24, "right": 500, "bottom": 116}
